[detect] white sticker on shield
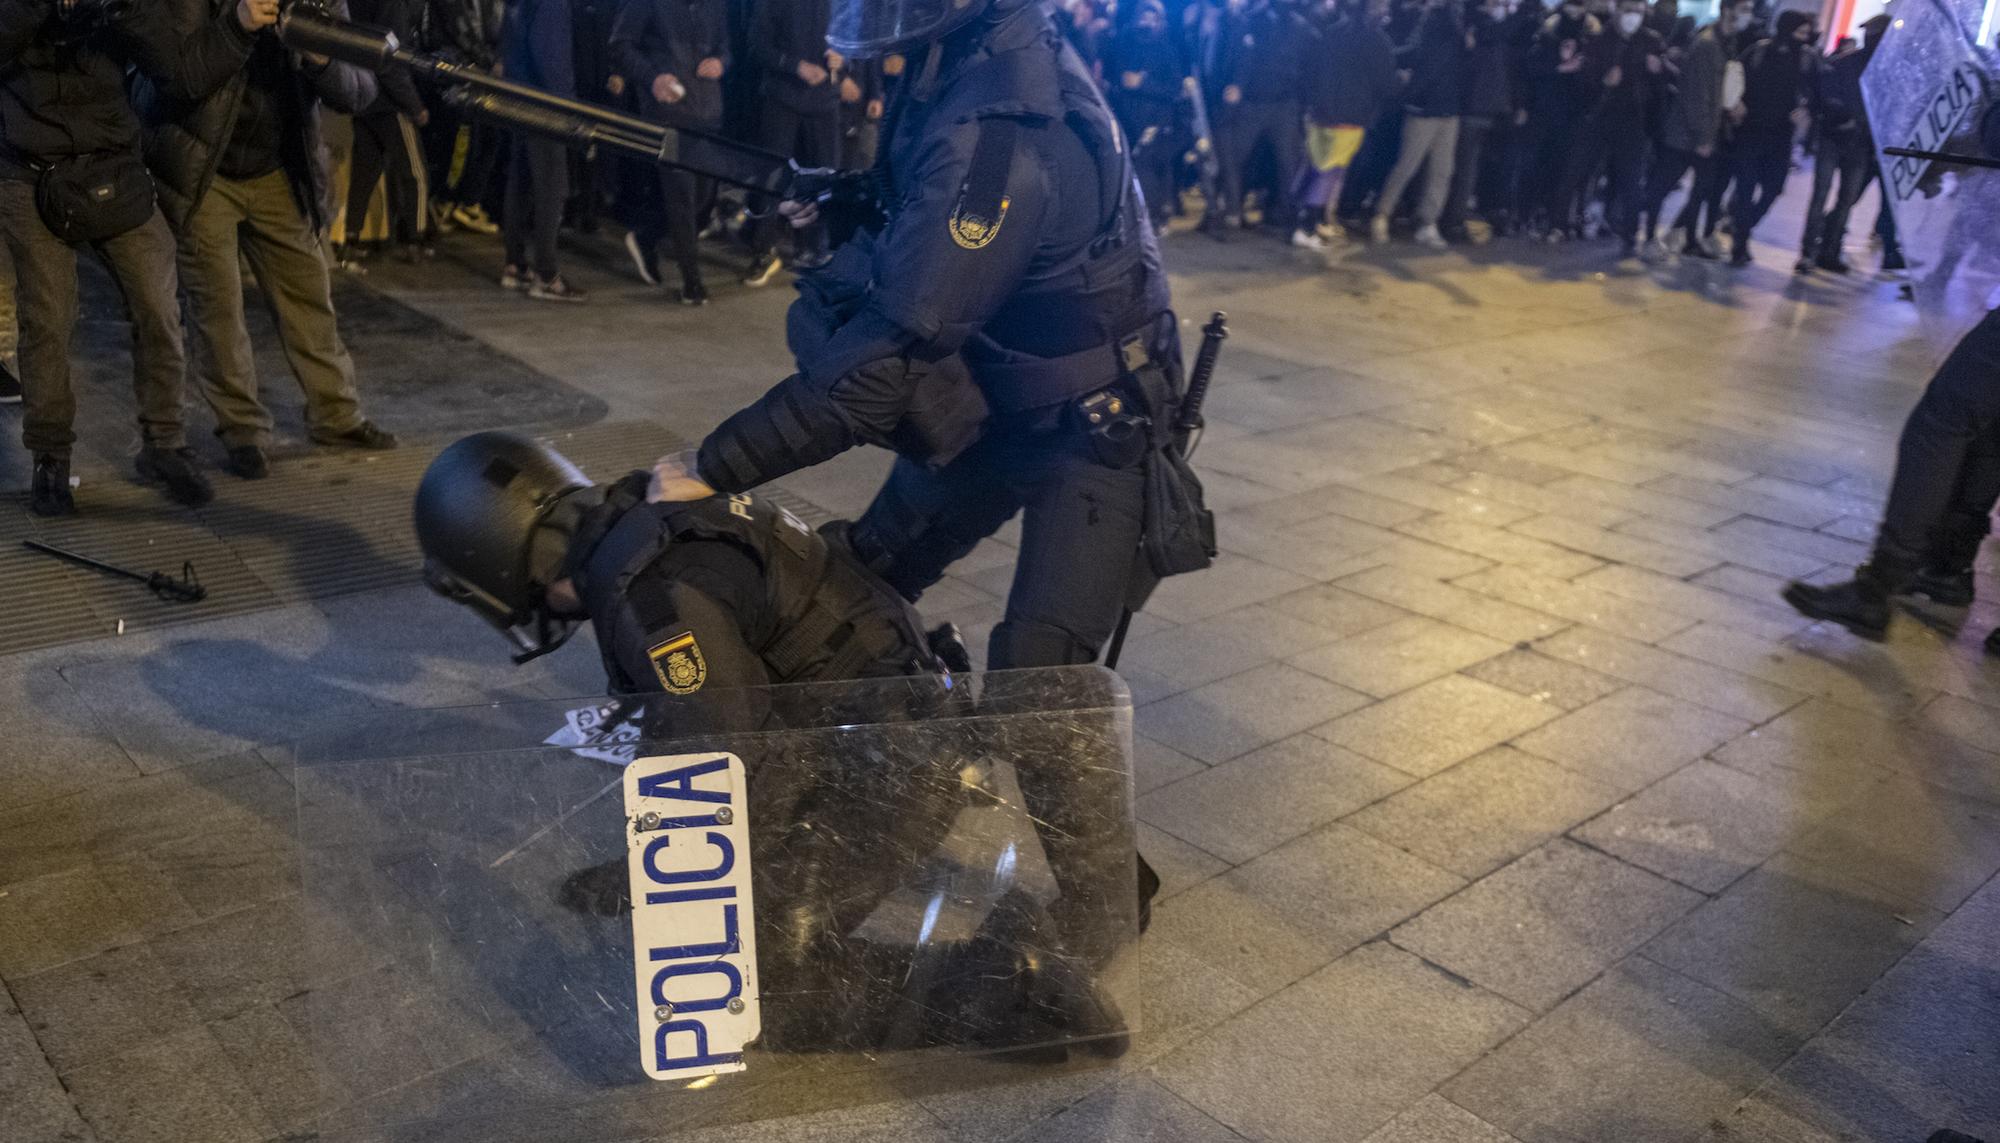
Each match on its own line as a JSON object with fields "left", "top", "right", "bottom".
{"left": 624, "top": 752, "right": 760, "bottom": 1081}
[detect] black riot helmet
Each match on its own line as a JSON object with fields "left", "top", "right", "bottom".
{"left": 414, "top": 431, "right": 596, "bottom": 662}
{"left": 828, "top": 0, "right": 1008, "bottom": 57}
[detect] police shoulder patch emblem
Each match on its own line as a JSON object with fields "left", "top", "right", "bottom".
{"left": 948, "top": 193, "right": 1010, "bottom": 249}
{"left": 648, "top": 632, "right": 708, "bottom": 694}
{"left": 949, "top": 119, "right": 1018, "bottom": 250}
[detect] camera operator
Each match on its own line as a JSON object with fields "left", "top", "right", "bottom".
{"left": 136, "top": 0, "right": 397, "bottom": 482}
{"left": 0, "top": 0, "right": 274, "bottom": 515}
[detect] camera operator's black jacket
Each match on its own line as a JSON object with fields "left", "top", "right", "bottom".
{"left": 134, "top": 0, "right": 376, "bottom": 231}
{"left": 0, "top": 0, "right": 252, "bottom": 181}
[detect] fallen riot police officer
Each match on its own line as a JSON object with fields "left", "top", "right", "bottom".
{"left": 413, "top": 431, "right": 1135, "bottom": 1059}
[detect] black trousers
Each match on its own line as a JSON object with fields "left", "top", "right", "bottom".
{"left": 1439, "top": 114, "right": 1493, "bottom": 233}
{"left": 1214, "top": 98, "right": 1302, "bottom": 222}
{"left": 1874, "top": 308, "right": 2000, "bottom": 581}
{"left": 636, "top": 166, "right": 714, "bottom": 287}
{"left": 345, "top": 109, "right": 421, "bottom": 247}
{"left": 1525, "top": 107, "right": 1582, "bottom": 227}
{"left": 1799, "top": 130, "right": 1874, "bottom": 262}
{"left": 1728, "top": 136, "right": 1791, "bottom": 257}
{"left": 1644, "top": 144, "right": 1697, "bottom": 242}
{"left": 1673, "top": 140, "right": 1731, "bottom": 241}
{"left": 503, "top": 135, "right": 567, "bottom": 279}
{"left": 751, "top": 100, "right": 839, "bottom": 257}
{"left": 1567, "top": 116, "right": 1649, "bottom": 244}
{"left": 849, "top": 404, "right": 1147, "bottom": 670}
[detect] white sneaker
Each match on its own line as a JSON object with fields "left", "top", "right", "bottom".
{"left": 1640, "top": 238, "right": 1666, "bottom": 264}
{"left": 1414, "top": 224, "right": 1448, "bottom": 250}
{"left": 1290, "top": 228, "right": 1327, "bottom": 250}
{"left": 624, "top": 230, "right": 661, "bottom": 287}
{"left": 1369, "top": 216, "right": 1390, "bottom": 243}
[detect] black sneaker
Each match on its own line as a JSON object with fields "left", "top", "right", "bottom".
{"left": 1906, "top": 566, "right": 1976, "bottom": 607}
{"left": 1816, "top": 254, "right": 1852, "bottom": 275}
{"left": 1681, "top": 238, "right": 1719, "bottom": 261}
{"left": 31, "top": 454, "right": 74, "bottom": 516}
{"left": 227, "top": 444, "right": 270, "bottom": 480}
{"left": 0, "top": 360, "right": 20, "bottom": 404}
{"left": 311, "top": 421, "right": 398, "bottom": 449}
{"left": 677, "top": 279, "right": 710, "bottom": 306}
{"left": 1794, "top": 257, "right": 1817, "bottom": 275}
{"left": 1783, "top": 577, "right": 1892, "bottom": 641}
{"left": 136, "top": 446, "right": 214, "bottom": 507}
{"left": 527, "top": 274, "right": 587, "bottom": 303}
{"left": 1729, "top": 248, "right": 1755, "bottom": 268}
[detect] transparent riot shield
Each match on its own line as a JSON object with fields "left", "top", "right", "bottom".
{"left": 290, "top": 667, "right": 1142, "bottom": 1142}
{"left": 1865, "top": 0, "right": 2000, "bottom": 354}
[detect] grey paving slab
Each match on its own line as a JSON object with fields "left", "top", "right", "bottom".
{"left": 1347, "top": 746, "right": 1625, "bottom": 879}
{"left": 1289, "top": 617, "right": 1512, "bottom": 698}
{"left": 1459, "top": 649, "right": 1626, "bottom": 711}
{"left": 1024, "top": 1077, "right": 1249, "bottom": 1143}
{"left": 1531, "top": 626, "right": 1807, "bottom": 723}
{"left": 1261, "top": 582, "right": 1413, "bottom": 638}
{"left": 1714, "top": 698, "right": 2000, "bottom": 806}
{"left": 910, "top": 1065, "right": 1120, "bottom": 1143}
{"left": 205, "top": 1001, "right": 326, "bottom": 1138}
{"left": 1659, "top": 622, "right": 1934, "bottom": 719}
{"left": 1138, "top": 823, "right": 1230, "bottom": 900}
{"left": 1134, "top": 735, "right": 1207, "bottom": 795}
{"left": 60, "top": 1024, "right": 273, "bottom": 1143}
{"left": 1573, "top": 760, "right": 1851, "bottom": 892}
{"left": 1709, "top": 872, "right": 2000, "bottom": 1143}
{"left": 1139, "top": 733, "right": 1411, "bottom": 863}
{"left": 1451, "top": 566, "right": 1701, "bottom": 644}
{"left": 1392, "top": 515, "right": 1608, "bottom": 580}
{"left": 1780, "top": 775, "right": 2000, "bottom": 913}
{"left": 9, "top": 942, "right": 203, "bottom": 1076}
{"left": 1334, "top": 566, "right": 1568, "bottom": 645}
{"left": 1391, "top": 839, "right": 1704, "bottom": 1010}
{"left": 0, "top": 733, "right": 139, "bottom": 818}
{"left": 1149, "top": 823, "right": 1465, "bottom": 991}
{"left": 1512, "top": 687, "right": 1753, "bottom": 796}
{"left": 1572, "top": 564, "right": 1814, "bottom": 643}
{"left": 654, "top": 1099, "right": 958, "bottom": 1143}
{"left": 1315, "top": 675, "right": 1562, "bottom": 777}
{"left": 1443, "top": 956, "right": 1800, "bottom": 1143}
{"left": 1123, "top": 929, "right": 1271, "bottom": 1064}
{"left": 146, "top": 897, "right": 310, "bottom": 1022}
{"left": 0, "top": 858, "right": 199, "bottom": 978}
{"left": 1643, "top": 853, "right": 1944, "bottom": 1040}
{"left": 1119, "top": 606, "right": 1346, "bottom": 704}
{"left": 0, "top": 990, "right": 97, "bottom": 1143}
{"left": 1138, "top": 553, "right": 1313, "bottom": 625}
{"left": 1137, "top": 663, "right": 1374, "bottom": 765}
{"left": 1507, "top": 514, "right": 1722, "bottom": 578}
{"left": 1361, "top": 1096, "right": 1522, "bottom": 1143}
{"left": 1448, "top": 471, "right": 1635, "bottom": 528}
{"left": 1154, "top": 943, "right": 1528, "bottom": 1143}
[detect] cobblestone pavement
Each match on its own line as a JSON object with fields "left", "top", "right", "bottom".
{"left": 2, "top": 175, "right": 1997, "bottom": 1143}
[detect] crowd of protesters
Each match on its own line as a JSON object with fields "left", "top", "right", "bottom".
{"left": 1, "top": 0, "right": 1905, "bottom": 518}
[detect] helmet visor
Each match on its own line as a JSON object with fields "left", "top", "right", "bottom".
{"left": 827, "top": 0, "right": 985, "bottom": 56}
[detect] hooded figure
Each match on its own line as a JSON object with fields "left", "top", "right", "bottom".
{"left": 1724, "top": 7, "right": 1816, "bottom": 263}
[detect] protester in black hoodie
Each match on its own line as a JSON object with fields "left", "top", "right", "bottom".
{"left": 1566, "top": 0, "right": 1663, "bottom": 256}
{"left": 340, "top": 0, "right": 430, "bottom": 267}
{"left": 1295, "top": 0, "right": 1398, "bottom": 244}
{"left": 1727, "top": 8, "right": 1816, "bottom": 266}
{"left": 1439, "top": 0, "right": 1516, "bottom": 242}
{"left": 1104, "top": 0, "right": 1186, "bottom": 230}
{"left": 745, "top": 0, "right": 837, "bottom": 283}
{"left": 1522, "top": 0, "right": 1609, "bottom": 236}
{"left": 1796, "top": 11, "right": 1883, "bottom": 274}
{"left": 1205, "top": 0, "right": 1310, "bottom": 228}
{"left": 1371, "top": 0, "right": 1464, "bottom": 247}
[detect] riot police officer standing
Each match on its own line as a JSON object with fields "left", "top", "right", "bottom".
{"left": 648, "top": 0, "right": 1202, "bottom": 673}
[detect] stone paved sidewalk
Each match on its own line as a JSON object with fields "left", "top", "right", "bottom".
{"left": 2, "top": 176, "right": 1997, "bottom": 1143}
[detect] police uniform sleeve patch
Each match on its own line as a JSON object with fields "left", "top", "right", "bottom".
{"left": 948, "top": 119, "right": 1017, "bottom": 250}
{"left": 647, "top": 632, "right": 708, "bottom": 694}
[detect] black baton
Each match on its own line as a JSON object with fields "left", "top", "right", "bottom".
{"left": 23, "top": 540, "right": 207, "bottom": 603}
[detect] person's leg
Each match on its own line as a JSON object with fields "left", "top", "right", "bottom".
{"left": 1644, "top": 146, "right": 1692, "bottom": 243}
{"left": 849, "top": 436, "right": 1031, "bottom": 604}
{"left": 1927, "top": 435, "right": 2000, "bottom": 578}
{"left": 1414, "top": 115, "right": 1459, "bottom": 230}
{"left": 94, "top": 209, "right": 190, "bottom": 451}
{"left": 177, "top": 174, "right": 274, "bottom": 449}
{"left": 990, "top": 440, "right": 1147, "bottom": 669}
{"left": 384, "top": 113, "right": 425, "bottom": 247}
{"left": 1728, "top": 146, "right": 1761, "bottom": 258}
{"left": 661, "top": 167, "right": 703, "bottom": 292}
{"left": 1265, "top": 101, "right": 1303, "bottom": 226}
{"left": 344, "top": 112, "right": 392, "bottom": 248}
{"left": 0, "top": 179, "right": 81, "bottom": 460}
{"left": 1799, "top": 135, "right": 1837, "bottom": 261}
{"left": 1607, "top": 133, "right": 1646, "bottom": 248}
{"left": 234, "top": 170, "right": 368, "bottom": 439}
{"left": 1819, "top": 141, "right": 1873, "bottom": 267}
{"left": 1375, "top": 116, "right": 1443, "bottom": 228}
{"left": 1440, "top": 115, "right": 1488, "bottom": 235}
{"left": 1213, "top": 104, "right": 1250, "bottom": 221}
{"left": 751, "top": 101, "right": 803, "bottom": 257}
{"left": 526, "top": 137, "right": 566, "bottom": 280}
{"left": 503, "top": 136, "right": 531, "bottom": 270}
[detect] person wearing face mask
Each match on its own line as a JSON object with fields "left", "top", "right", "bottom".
{"left": 1726, "top": 8, "right": 1817, "bottom": 267}
{"left": 1522, "top": 0, "right": 1608, "bottom": 238}
{"left": 1438, "top": 0, "right": 1518, "bottom": 243}
{"left": 1102, "top": 0, "right": 1184, "bottom": 231}
{"left": 1794, "top": 11, "right": 1884, "bottom": 274}
{"left": 1566, "top": 0, "right": 1663, "bottom": 258}
{"left": 1642, "top": 0, "right": 1748, "bottom": 259}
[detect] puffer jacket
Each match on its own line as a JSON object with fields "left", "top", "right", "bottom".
{"left": 135, "top": 0, "right": 375, "bottom": 232}
{"left": 0, "top": 0, "right": 251, "bottom": 181}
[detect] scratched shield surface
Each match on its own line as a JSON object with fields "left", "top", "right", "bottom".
{"left": 288, "top": 667, "right": 1143, "bottom": 1142}
{"left": 1866, "top": 0, "right": 2000, "bottom": 356}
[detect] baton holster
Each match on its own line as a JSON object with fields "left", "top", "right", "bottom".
{"left": 1113, "top": 325, "right": 1217, "bottom": 604}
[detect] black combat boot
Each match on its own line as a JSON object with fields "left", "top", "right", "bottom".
{"left": 1905, "top": 566, "right": 1977, "bottom": 607}
{"left": 1783, "top": 564, "right": 1899, "bottom": 641}
{"left": 31, "top": 454, "right": 74, "bottom": 516}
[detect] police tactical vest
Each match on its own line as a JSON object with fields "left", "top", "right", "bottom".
{"left": 577, "top": 492, "right": 936, "bottom": 693}
{"left": 889, "top": 12, "right": 1174, "bottom": 411}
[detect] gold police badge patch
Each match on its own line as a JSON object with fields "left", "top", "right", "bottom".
{"left": 648, "top": 633, "right": 708, "bottom": 694}
{"left": 948, "top": 194, "right": 1009, "bottom": 249}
